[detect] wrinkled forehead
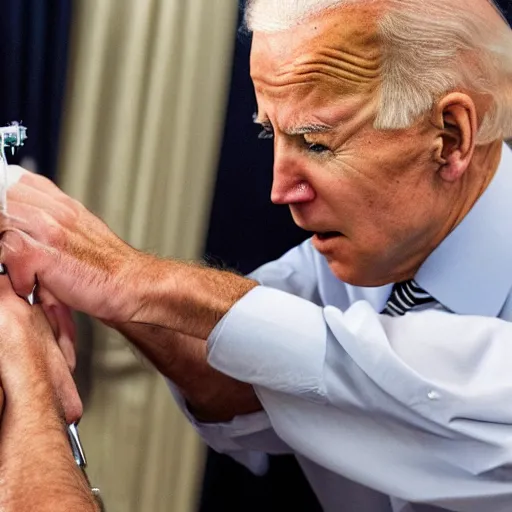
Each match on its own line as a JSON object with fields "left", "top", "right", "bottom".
{"left": 250, "top": 4, "right": 383, "bottom": 96}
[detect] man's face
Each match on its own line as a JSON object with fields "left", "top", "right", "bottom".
{"left": 251, "top": 5, "right": 452, "bottom": 286}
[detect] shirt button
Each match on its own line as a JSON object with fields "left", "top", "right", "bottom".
{"left": 427, "top": 390, "right": 441, "bottom": 400}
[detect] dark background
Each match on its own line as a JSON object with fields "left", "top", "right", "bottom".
{"left": 0, "top": 0, "right": 72, "bottom": 181}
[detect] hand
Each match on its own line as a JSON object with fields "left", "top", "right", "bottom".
{"left": 0, "top": 275, "right": 97, "bottom": 512}
{"left": 0, "top": 167, "right": 144, "bottom": 323}
{"left": 0, "top": 166, "right": 256, "bottom": 342}
{"left": 0, "top": 296, "right": 75, "bottom": 421}
{"left": 0, "top": 273, "right": 82, "bottom": 425}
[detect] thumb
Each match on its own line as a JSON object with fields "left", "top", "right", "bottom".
{"left": 41, "top": 299, "right": 77, "bottom": 373}
{"left": 0, "top": 229, "right": 46, "bottom": 298}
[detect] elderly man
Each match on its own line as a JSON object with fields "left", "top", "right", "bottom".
{"left": 1, "top": 0, "right": 512, "bottom": 510}
{"left": 0, "top": 273, "right": 98, "bottom": 511}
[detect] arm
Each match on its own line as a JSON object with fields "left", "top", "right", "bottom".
{"left": 206, "top": 288, "right": 512, "bottom": 510}
{"left": 111, "top": 243, "right": 320, "bottom": 421}
{"left": 113, "top": 322, "right": 261, "bottom": 422}
{"left": 0, "top": 395, "right": 97, "bottom": 512}
{"left": 0, "top": 169, "right": 317, "bottom": 422}
{"left": 0, "top": 275, "right": 97, "bottom": 512}
{"left": 7, "top": 170, "right": 512, "bottom": 508}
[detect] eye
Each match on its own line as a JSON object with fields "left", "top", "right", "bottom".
{"left": 305, "top": 140, "right": 330, "bottom": 153}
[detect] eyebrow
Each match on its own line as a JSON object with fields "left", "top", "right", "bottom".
{"left": 253, "top": 114, "right": 333, "bottom": 135}
{"left": 287, "top": 124, "right": 332, "bottom": 135}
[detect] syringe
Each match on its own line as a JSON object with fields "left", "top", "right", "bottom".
{"left": 0, "top": 122, "right": 27, "bottom": 214}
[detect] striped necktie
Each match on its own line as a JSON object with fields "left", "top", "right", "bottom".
{"left": 382, "top": 280, "right": 434, "bottom": 317}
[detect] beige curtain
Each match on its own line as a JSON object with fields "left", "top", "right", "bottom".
{"left": 57, "top": 1, "right": 239, "bottom": 511}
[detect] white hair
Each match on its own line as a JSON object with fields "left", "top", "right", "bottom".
{"left": 245, "top": 0, "right": 512, "bottom": 143}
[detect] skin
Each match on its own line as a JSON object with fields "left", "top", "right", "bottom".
{"left": 0, "top": 276, "right": 97, "bottom": 511}
{"left": 0, "top": 1, "right": 505, "bottom": 427}
{"left": 251, "top": 3, "right": 502, "bottom": 285}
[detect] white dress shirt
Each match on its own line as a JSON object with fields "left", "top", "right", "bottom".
{"left": 170, "top": 144, "right": 512, "bottom": 512}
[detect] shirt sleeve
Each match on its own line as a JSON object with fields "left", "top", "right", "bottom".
{"left": 208, "top": 286, "right": 512, "bottom": 511}
{"left": 166, "top": 381, "right": 285, "bottom": 475}
{"left": 166, "top": 241, "right": 321, "bottom": 473}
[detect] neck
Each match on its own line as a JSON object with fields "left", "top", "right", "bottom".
{"left": 396, "top": 140, "right": 503, "bottom": 283}
{"left": 451, "top": 140, "right": 502, "bottom": 229}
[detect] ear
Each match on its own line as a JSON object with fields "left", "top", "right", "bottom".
{"left": 431, "top": 93, "right": 477, "bottom": 183}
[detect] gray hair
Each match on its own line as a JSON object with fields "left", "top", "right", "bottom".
{"left": 245, "top": 0, "right": 512, "bottom": 144}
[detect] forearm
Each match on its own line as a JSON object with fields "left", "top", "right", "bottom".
{"left": 115, "top": 321, "right": 262, "bottom": 422}
{"left": 0, "top": 384, "right": 97, "bottom": 511}
{"left": 128, "top": 257, "right": 258, "bottom": 339}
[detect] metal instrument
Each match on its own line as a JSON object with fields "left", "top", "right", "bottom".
{"left": 0, "top": 122, "right": 27, "bottom": 213}
{"left": 68, "top": 423, "right": 105, "bottom": 511}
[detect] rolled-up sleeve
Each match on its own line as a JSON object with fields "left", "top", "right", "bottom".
{"left": 167, "top": 381, "right": 282, "bottom": 474}
{"left": 167, "top": 241, "right": 321, "bottom": 473}
{"left": 208, "top": 287, "right": 512, "bottom": 511}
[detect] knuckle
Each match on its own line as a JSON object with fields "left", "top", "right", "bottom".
{"left": 41, "top": 212, "right": 63, "bottom": 244}
{"left": 2, "top": 229, "right": 23, "bottom": 251}
{"left": 63, "top": 196, "right": 82, "bottom": 217}
{"left": 38, "top": 175, "right": 54, "bottom": 188}
{"left": 2, "top": 231, "right": 34, "bottom": 268}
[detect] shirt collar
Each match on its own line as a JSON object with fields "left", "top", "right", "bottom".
{"left": 415, "top": 143, "right": 512, "bottom": 316}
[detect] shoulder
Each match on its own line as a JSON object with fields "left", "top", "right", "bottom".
{"left": 248, "top": 239, "right": 327, "bottom": 303}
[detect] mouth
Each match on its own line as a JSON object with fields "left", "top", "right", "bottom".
{"left": 314, "top": 231, "right": 343, "bottom": 241}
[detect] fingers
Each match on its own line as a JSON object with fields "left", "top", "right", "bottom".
{"left": 17, "top": 169, "right": 69, "bottom": 201}
{"left": 0, "top": 269, "right": 29, "bottom": 303}
{"left": 0, "top": 269, "right": 83, "bottom": 426}
{"left": 63, "top": 391, "right": 83, "bottom": 425}
{"left": 7, "top": 181, "right": 78, "bottom": 222}
{"left": 0, "top": 168, "right": 137, "bottom": 323}
{"left": 40, "top": 325, "right": 83, "bottom": 425}
{"left": 0, "top": 270, "right": 14, "bottom": 294}
{"left": 1, "top": 229, "right": 44, "bottom": 298}
{"left": 5, "top": 165, "right": 66, "bottom": 203}
{"left": 41, "top": 300, "right": 77, "bottom": 373}
{"left": 0, "top": 247, "right": 78, "bottom": 375}
{"left": 1, "top": 200, "right": 65, "bottom": 245}
{"left": 29, "top": 302, "right": 82, "bottom": 424}
{"left": 0, "top": 170, "right": 78, "bottom": 245}
{"left": 42, "top": 321, "right": 83, "bottom": 424}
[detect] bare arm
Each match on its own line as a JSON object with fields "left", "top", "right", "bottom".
{"left": 0, "top": 390, "right": 98, "bottom": 512}
{"left": 127, "top": 258, "right": 257, "bottom": 337}
{"left": 109, "top": 258, "right": 264, "bottom": 421}
{"left": 0, "top": 275, "right": 98, "bottom": 511}
{"left": 0, "top": 171, "right": 263, "bottom": 421}
{"left": 114, "top": 321, "right": 262, "bottom": 422}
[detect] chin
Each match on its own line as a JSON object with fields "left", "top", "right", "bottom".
{"left": 327, "top": 260, "right": 389, "bottom": 287}
{"left": 327, "top": 260, "right": 363, "bottom": 285}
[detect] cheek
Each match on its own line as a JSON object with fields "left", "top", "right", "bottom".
{"left": 325, "top": 178, "right": 431, "bottom": 261}
{"left": 320, "top": 172, "right": 397, "bottom": 231}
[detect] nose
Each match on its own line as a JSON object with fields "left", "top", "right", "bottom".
{"left": 271, "top": 148, "right": 316, "bottom": 205}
